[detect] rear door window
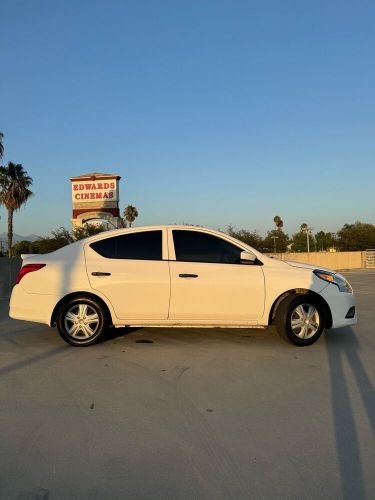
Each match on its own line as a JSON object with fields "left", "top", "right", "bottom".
{"left": 90, "top": 231, "right": 162, "bottom": 260}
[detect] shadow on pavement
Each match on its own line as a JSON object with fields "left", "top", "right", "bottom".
{"left": 100, "top": 326, "right": 143, "bottom": 342}
{"left": 0, "top": 346, "right": 69, "bottom": 377}
{"left": 325, "top": 327, "right": 375, "bottom": 500}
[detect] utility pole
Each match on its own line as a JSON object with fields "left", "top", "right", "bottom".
{"left": 271, "top": 236, "right": 279, "bottom": 253}
{"left": 300, "top": 223, "right": 313, "bottom": 253}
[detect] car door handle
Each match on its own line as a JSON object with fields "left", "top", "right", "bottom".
{"left": 179, "top": 273, "right": 198, "bottom": 278}
{"left": 91, "top": 272, "right": 111, "bottom": 276}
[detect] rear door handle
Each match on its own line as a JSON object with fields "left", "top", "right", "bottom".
{"left": 91, "top": 272, "right": 111, "bottom": 276}
{"left": 179, "top": 273, "right": 198, "bottom": 278}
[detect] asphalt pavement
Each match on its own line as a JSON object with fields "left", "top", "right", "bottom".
{"left": 0, "top": 270, "right": 374, "bottom": 500}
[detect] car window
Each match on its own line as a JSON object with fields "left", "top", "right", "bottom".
{"left": 90, "top": 231, "right": 162, "bottom": 260}
{"left": 172, "top": 230, "right": 242, "bottom": 264}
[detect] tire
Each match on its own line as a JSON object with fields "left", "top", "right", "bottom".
{"left": 275, "top": 294, "right": 325, "bottom": 346}
{"left": 57, "top": 296, "right": 107, "bottom": 347}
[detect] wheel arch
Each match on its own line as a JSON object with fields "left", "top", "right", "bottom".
{"left": 268, "top": 289, "right": 332, "bottom": 329}
{"left": 50, "top": 291, "right": 113, "bottom": 327}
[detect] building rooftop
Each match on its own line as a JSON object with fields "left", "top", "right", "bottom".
{"left": 70, "top": 172, "right": 121, "bottom": 181}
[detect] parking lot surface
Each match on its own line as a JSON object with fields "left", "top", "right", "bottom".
{"left": 1, "top": 270, "right": 374, "bottom": 500}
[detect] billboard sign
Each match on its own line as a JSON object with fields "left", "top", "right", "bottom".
{"left": 71, "top": 179, "right": 119, "bottom": 203}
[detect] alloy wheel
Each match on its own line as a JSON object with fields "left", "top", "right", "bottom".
{"left": 64, "top": 303, "right": 100, "bottom": 339}
{"left": 290, "top": 303, "right": 320, "bottom": 339}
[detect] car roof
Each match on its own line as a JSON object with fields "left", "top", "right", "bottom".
{"left": 84, "top": 225, "right": 223, "bottom": 242}
{"left": 83, "top": 225, "right": 263, "bottom": 257}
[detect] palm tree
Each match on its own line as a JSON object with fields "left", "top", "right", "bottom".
{"left": 123, "top": 205, "right": 139, "bottom": 227}
{"left": 0, "top": 162, "right": 33, "bottom": 256}
{"left": 273, "top": 215, "right": 283, "bottom": 230}
{"left": 0, "top": 132, "right": 4, "bottom": 160}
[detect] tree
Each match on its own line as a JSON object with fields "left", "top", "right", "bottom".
{"left": 123, "top": 205, "right": 139, "bottom": 227}
{"left": 315, "top": 231, "right": 336, "bottom": 251}
{"left": 12, "top": 226, "right": 107, "bottom": 255}
{"left": 291, "top": 231, "right": 315, "bottom": 252}
{"left": 0, "top": 132, "right": 4, "bottom": 160}
{"left": 226, "top": 225, "right": 263, "bottom": 250}
{"left": 262, "top": 229, "right": 290, "bottom": 253}
{"left": 29, "top": 228, "right": 73, "bottom": 254}
{"left": 12, "top": 239, "right": 36, "bottom": 256}
{"left": 11, "top": 224, "right": 110, "bottom": 256}
{"left": 0, "top": 162, "right": 33, "bottom": 256}
{"left": 73, "top": 224, "right": 107, "bottom": 240}
{"left": 336, "top": 222, "right": 375, "bottom": 251}
{"left": 273, "top": 215, "right": 284, "bottom": 230}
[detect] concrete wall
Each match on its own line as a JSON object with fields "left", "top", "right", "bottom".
{"left": 268, "top": 251, "right": 365, "bottom": 270}
{"left": 0, "top": 258, "right": 22, "bottom": 299}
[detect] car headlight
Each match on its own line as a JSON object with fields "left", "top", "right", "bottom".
{"left": 313, "top": 270, "right": 352, "bottom": 293}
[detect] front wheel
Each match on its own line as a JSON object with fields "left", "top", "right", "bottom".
{"left": 275, "top": 295, "right": 325, "bottom": 346}
{"left": 57, "top": 297, "right": 107, "bottom": 346}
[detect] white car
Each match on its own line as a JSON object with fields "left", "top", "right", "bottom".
{"left": 9, "top": 225, "right": 357, "bottom": 347}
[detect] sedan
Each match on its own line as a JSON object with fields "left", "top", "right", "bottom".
{"left": 10, "top": 225, "right": 357, "bottom": 346}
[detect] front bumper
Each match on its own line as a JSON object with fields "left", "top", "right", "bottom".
{"left": 319, "top": 284, "right": 357, "bottom": 329}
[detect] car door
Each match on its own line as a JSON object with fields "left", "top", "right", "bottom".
{"left": 85, "top": 229, "right": 170, "bottom": 320}
{"left": 168, "top": 229, "right": 265, "bottom": 322}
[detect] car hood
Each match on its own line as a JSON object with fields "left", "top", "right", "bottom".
{"left": 283, "top": 260, "right": 335, "bottom": 273}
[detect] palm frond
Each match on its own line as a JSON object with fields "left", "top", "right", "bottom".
{"left": 0, "top": 131, "right": 4, "bottom": 159}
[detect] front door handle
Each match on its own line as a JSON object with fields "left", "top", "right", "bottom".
{"left": 91, "top": 272, "right": 111, "bottom": 276}
{"left": 179, "top": 273, "right": 198, "bottom": 278}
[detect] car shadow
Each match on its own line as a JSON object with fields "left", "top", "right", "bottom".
{"left": 100, "top": 326, "right": 143, "bottom": 343}
{"left": 97, "top": 324, "right": 284, "bottom": 348}
{"left": 325, "top": 327, "right": 375, "bottom": 500}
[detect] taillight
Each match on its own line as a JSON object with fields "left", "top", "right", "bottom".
{"left": 16, "top": 264, "right": 46, "bottom": 284}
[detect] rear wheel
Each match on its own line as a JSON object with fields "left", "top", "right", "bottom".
{"left": 275, "top": 295, "right": 325, "bottom": 346}
{"left": 57, "top": 297, "right": 107, "bottom": 346}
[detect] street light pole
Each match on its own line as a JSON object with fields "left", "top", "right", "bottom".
{"left": 301, "top": 224, "right": 313, "bottom": 253}
{"left": 271, "top": 236, "right": 279, "bottom": 253}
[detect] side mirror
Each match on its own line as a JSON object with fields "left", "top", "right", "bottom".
{"left": 240, "top": 250, "right": 257, "bottom": 264}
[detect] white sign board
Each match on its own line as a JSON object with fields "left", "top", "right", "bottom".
{"left": 72, "top": 179, "right": 119, "bottom": 203}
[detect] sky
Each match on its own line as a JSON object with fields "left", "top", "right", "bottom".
{"left": 1, "top": 0, "right": 375, "bottom": 238}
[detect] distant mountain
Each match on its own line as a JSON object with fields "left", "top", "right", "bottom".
{"left": 0, "top": 232, "right": 40, "bottom": 243}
